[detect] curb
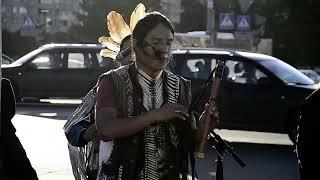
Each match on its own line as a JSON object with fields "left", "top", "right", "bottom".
{"left": 16, "top": 102, "right": 80, "bottom": 107}
{"left": 16, "top": 99, "right": 82, "bottom": 107}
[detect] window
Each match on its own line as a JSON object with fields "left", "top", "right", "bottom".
{"left": 97, "top": 53, "right": 104, "bottom": 66}
{"left": 180, "top": 58, "right": 217, "bottom": 80}
{"left": 1, "top": 7, "right": 6, "bottom": 13}
{"left": 61, "top": 20, "right": 68, "bottom": 26}
{"left": 260, "top": 60, "right": 314, "bottom": 85}
{"left": 29, "top": 52, "right": 63, "bottom": 70}
{"left": 68, "top": 53, "right": 85, "bottom": 69}
{"left": 67, "top": 52, "right": 100, "bottom": 69}
{"left": 39, "top": 0, "right": 53, "bottom": 4}
{"left": 39, "top": 8, "right": 49, "bottom": 14}
{"left": 19, "top": 7, "right": 27, "bottom": 14}
{"left": 84, "top": 53, "right": 97, "bottom": 68}
{"left": 2, "top": 17, "right": 7, "bottom": 24}
{"left": 13, "top": 6, "right": 18, "bottom": 13}
{"left": 225, "top": 60, "right": 268, "bottom": 85}
{"left": 29, "top": 54, "right": 50, "bottom": 69}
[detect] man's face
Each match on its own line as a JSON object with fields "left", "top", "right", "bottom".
{"left": 134, "top": 23, "right": 174, "bottom": 74}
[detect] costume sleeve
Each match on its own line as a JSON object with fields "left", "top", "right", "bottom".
{"left": 296, "top": 88, "right": 320, "bottom": 169}
{"left": 1, "top": 78, "right": 16, "bottom": 120}
{"left": 65, "top": 121, "right": 91, "bottom": 147}
{"left": 65, "top": 76, "right": 116, "bottom": 147}
{"left": 96, "top": 76, "right": 116, "bottom": 111}
{"left": 1, "top": 78, "right": 16, "bottom": 135}
{"left": 1, "top": 79, "right": 39, "bottom": 179}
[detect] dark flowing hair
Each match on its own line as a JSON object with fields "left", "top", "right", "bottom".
{"left": 120, "top": 34, "right": 131, "bottom": 51}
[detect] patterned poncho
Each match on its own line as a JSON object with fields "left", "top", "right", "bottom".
{"left": 97, "top": 63, "right": 196, "bottom": 180}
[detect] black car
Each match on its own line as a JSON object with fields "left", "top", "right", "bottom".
{"left": 168, "top": 47, "right": 320, "bottom": 140}
{"left": 299, "top": 69, "right": 320, "bottom": 84}
{"left": 1, "top": 53, "right": 15, "bottom": 64}
{"left": 2, "top": 44, "right": 317, "bottom": 140}
{"left": 1, "top": 43, "right": 117, "bottom": 101}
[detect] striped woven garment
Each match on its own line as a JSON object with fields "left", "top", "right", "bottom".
{"left": 137, "top": 68, "right": 179, "bottom": 180}
{"left": 97, "top": 64, "right": 181, "bottom": 180}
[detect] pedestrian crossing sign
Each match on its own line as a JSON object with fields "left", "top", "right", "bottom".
{"left": 219, "top": 13, "right": 234, "bottom": 30}
{"left": 22, "top": 16, "right": 35, "bottom": 28}
{"left": 237, "top": 15, "right": 250, "bottom": 31}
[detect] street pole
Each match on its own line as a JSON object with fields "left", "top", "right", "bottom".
{"left": 212, "top": 0, "right": 216, "bottom": 47}
{"left": 0, "top": 0, "right": 2, "bottom": 137}
{"left": 207, "top": 0, "right": 215, "bottom": 47}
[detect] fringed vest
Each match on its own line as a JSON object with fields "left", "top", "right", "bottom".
{"left": 99, "top": 64, "right": 196, "bottom": 180}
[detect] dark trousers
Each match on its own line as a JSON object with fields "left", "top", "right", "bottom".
{"left": 1, "top": 134, "right": 39, "bottom": 180}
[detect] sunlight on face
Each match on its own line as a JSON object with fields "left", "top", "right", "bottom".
{"left": 135, "top": 23, "right": 174, "bottom": 76}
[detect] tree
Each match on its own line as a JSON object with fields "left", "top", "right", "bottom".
{"left": 40, "top": 32, "right": 78, "bottom": 44}
{"left": 286, "top": 0, "right": 320, "bottom": 67}
{"left": 2, "top": 30, "right": 37, "bottom": 59}
{"left": 254, "top": 0, "right": 320, "bottom": 67}
{"left": 251, "top": 0, "right": 292, "bottom": 63}
{"left": 68, "top": 0, "right": 110, "bottom": 43}
{"left": 69, "top": 0, "right": 158, "bottom": 43}
{"left": 177, "top": 0, "right": 207, "bottom": 32}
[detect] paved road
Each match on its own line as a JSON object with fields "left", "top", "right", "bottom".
{"left": 12, "top": 115, "right": 73, "bottom": 180}
{"left": 195, "top": 138, "right": 298, "bottom": 180}
{"left": 16, "top": 99, "right": 79, "bottom": 120}
{"left": 13, "top": 102, "right": 299, "bottom": 180}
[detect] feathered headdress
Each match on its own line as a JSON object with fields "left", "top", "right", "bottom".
{"left": 99, "top": 3, "right": 147, "bottom": 60}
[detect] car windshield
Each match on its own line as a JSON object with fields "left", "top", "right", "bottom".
{"left": 300, "top": 70, "right": 320, "bottom": 81}
{"left": 300, "top": 70, "right": 318, "bottom": 76}
{"left": 10, "top": 48, "right": 42, "bottom": 66}
{"left": 259, "top": 60, "right": 314, "bottom": 85}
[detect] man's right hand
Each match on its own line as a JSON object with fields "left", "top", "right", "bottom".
{"left": 147, "top": 103, "right": 190, "bottom": 125}
{"left": 83, "top": 124, "right": 97, "bottom": 142}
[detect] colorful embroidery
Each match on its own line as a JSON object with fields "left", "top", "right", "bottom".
{"left": 116, "top": 66, "right": 134, "bottom": 116}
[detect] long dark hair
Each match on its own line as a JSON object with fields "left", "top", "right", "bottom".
{"left": 120, "top": 34, "right": 131, "bottom": 51}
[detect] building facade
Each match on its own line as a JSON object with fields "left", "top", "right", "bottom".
{"left": 1, "top": 0, "right": 81, "bottom": 37}
{"left": 160, "top": 0, "right": 182, "bottom": 24}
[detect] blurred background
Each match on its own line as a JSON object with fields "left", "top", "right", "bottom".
{"left": 2, "top": 1, "right": 319, "bottom": 179}
{"left": 2, "top": 0, "right": 320, "bottom": 69}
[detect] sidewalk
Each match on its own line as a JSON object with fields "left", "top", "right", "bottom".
{"left": 12, "top": 114, "right": 74, "bottom": 180}
{"left": 12, "top": 113, "right": 293, "bottom": 180}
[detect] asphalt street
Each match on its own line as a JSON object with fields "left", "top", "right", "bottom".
{"left": 13, "top": 102, "right": 299, "bottom": 180}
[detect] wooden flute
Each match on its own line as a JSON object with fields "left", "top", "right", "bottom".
{"left": 195, "top": 60, "right": 225, "bottom": 159}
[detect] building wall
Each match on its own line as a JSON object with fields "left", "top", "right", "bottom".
{"left": 160, "top": 0, "right": 182, "bottom": 24}
{"left": 1, "top": 0, "right": 81, "bottom": 36}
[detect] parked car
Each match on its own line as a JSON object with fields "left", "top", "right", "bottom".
{"left": 2, "top": 44, "right": 317, "bottom": 141}
{"left": 1, "top": 43, "right": 117, "bottom": 101}
{"left": 168, "top": 47, "right": 320, "bottom": 141}
{"left": 298, "top": 69, "right": 320, "bottom": 83}
{"left": 1, "top": 53, "right": 15, "bottom": 64}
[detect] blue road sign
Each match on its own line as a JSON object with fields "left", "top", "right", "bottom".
{"left": 22, "top": 16, "right": 35, "bottom": 28}
{"left": 219, "top": 13, "right": 234, "bottom": 30}
{"left": 20, "top": 16, "right": 36, "bottom": 36}
{"left": 237, "top": 15, "right": 250, "bottom": 31}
